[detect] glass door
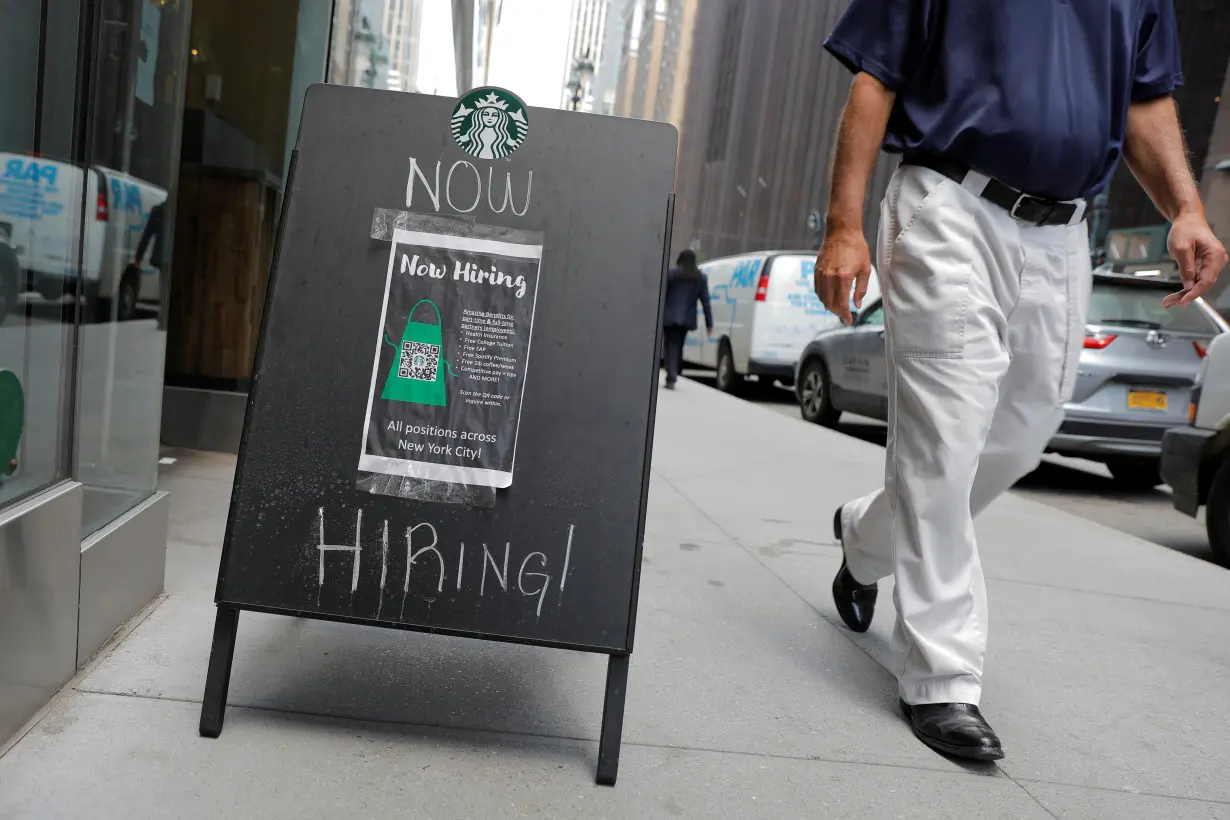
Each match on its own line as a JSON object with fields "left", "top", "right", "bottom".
{"left": 74, "top": 0, "right": 192, "bottom": 534}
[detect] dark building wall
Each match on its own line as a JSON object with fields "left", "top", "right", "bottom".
{"left": 672, "top": 0, "right": 896, "bottom": 262}
{"left": 1104, "top": 0, "right": 1230, "bottom": 230}
{"left": 1204, "top": 72, "right": 1230, "bottom": 173}
{"left": 676, "top": 0, "right": 1230, "bottom": 265}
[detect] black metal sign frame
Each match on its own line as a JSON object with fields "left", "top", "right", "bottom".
{"left": 195, "top": 84, "right": 677, "bottom": 787}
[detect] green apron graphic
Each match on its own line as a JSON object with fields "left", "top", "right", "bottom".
{"left": 0, "top": 369, "right": 24, "bottom": 480}
{"left": 381, "top": 299, "right": 455, "bottom": 406}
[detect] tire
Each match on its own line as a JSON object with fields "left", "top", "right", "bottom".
{"left": 116, "top": 266, "right": 140, "bottom": 322}
{"left": 715, "top": 342, "right": 743, "bottom": 394}
{"left": 797, "top": 358, "right": 841, "bottom": 427}
{"left": 1106, "top": 458, "right": 1161, "bottom": 491}
{"left": 1208, "top": 458, "right": 1230, "bottom": 566}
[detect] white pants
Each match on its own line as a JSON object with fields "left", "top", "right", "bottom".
{"left": 840, "top": 164, "right": 1092, "bottom": 706}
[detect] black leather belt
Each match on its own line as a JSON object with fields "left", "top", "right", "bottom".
{"left": 901, "top": 153, "right": 1087, "bottom": 227}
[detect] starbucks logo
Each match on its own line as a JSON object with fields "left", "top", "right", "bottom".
{"left": 450, "top": 87, "right": 529, "bottom": 160}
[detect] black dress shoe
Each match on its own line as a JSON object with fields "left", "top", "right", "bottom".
{"left": 900, "top": 700, "right": 1005, "bottom": 761}
{"left": 831, "top": 506, "right": 877, "bottom": 632}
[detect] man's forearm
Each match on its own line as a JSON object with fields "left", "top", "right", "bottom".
{"left": 1123, "top": 96, "right": 1203, "bottom": 221}
{"left": 825, "top": 73, "right": 896, "bottom": 234}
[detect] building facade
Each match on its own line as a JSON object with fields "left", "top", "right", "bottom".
{"left": 614, "top": 0, "right": 644, "bottom": 118}
{"left": 613, "top": 0, "right": 698, "bottom": 135}
{"left": 330, "top": 0, "right": 390, "bottom": 88}
{"left": 384, "top": 0, "right": 425, "bottom": 92}
{"left": 2, "top": 0, "right": 193, "bottom": 745}
{"left": 673, "top": 0, "right": 1230, "bottom": 273}
{"left": 589, "top": 0, "right": 628, "bottom": 115}
{"left": 1103, "top": 0, "right": 1230, "bottom": 236}
{"left": 560, "top": 0, "right": 608, "bottom": 111}
{"left": 672, "top": 0, "right": 896, "bottom": 261}
{"left": 0, "top": 0, "right": 464, "bottom": 747}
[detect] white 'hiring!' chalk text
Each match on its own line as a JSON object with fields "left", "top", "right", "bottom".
{"left": 316, "top": 508, "right": 573, "bottom": 619}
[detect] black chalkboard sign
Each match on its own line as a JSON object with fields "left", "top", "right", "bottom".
{"left": 197, "top": 83, "right": 677, "bottom": 786}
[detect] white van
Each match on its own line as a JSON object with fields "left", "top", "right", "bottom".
{"left": 684, "top": 250, "right": 880, "bottom": 391}
{"left": 0, "top": 152, "right": 166, "bottom": 321}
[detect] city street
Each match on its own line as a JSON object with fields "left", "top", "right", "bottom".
{"left": 684, "top": 372, "right": 1219, "bottom": 567}
{"left": 6, "top": 0, "right": 1230, "bottom": 816}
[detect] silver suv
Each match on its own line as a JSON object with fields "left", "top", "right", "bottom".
{"left": 1047, "top": 269, "right": 1229, "bottom": 487}
{"left": 795, "top": 268, "right": 1228, "bottom": 489}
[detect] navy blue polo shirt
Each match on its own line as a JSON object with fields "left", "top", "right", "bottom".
{"left": 824, "top": 0, "right": 1184, "bottom": 201}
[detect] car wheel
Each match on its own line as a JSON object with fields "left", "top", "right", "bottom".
{"left": 715, "top": 342, "right": 743, "bottom": 394}
{"left": 116, "top": 266, "right": 140, "bottom": 322}
{"left": 798, "top": 358, "right": 840, "bottom": 427}
{"left": 1208, "top": 458, "right": 1230, "bottom": 567}
{"left": 1106, "top": 458, "right": 1161, "bottom": 491}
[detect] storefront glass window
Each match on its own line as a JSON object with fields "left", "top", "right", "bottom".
{"left": 75, "top": 0, "right": 191, "bottom": 535}
{"left": 165, "top": 0, "right": 330, "bottom": 399}
{"left": 0, "top": 0, "right": 81, "bottom": 509}
{"left": 157, "top": 0, "right": 424, "bottom": 451}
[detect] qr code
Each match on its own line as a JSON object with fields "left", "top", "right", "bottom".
{"left": 399, "top": 341, "right": 439, "bottom": 381}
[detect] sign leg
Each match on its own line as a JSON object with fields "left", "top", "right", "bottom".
{"left": 198, "top": 606, "right": 240, "bottom": 738}
{"left": 595, "top": 652, "right": 630, "bottom": 786}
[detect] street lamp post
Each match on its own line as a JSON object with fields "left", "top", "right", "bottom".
{"left": 567, "top": 52, "right": 595, "bottom": 111}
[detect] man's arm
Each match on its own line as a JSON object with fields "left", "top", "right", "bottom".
{"left": 815, "top": 72, "right": 896, "bottom": 323}
{"left": 699, "top": 275, "right": 714, "bottom": 333}
{"left": 134, "top": 203, "right": 161, "bottom": 265}
{"left": 1123, "top": 96, "right": 1227, "bottom": 307}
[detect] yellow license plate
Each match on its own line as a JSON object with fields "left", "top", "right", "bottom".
{"left": 1128, "top": 390, "right": 1168, "bottom": 411}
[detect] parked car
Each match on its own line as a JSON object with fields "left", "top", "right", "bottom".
{"left": 794, "top": 268, "right": 1228, "bottom": 489}
{"left": 1161, "top": 332, "right": 1230, "bottom": 565}
{"left": 796, "top": 298, "right": 888, "bottom": 425}
{"left": 684, "top": 250, "right": 879, "bottom": 391}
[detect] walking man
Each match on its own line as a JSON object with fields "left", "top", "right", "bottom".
{"left": 661, "top": 249, "right": 714, "bottom": 390}
{"left": 815, "top": 0, "right": 1227, "bottom": 760}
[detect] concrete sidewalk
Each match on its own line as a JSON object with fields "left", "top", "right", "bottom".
{"left": 3, "top": 378, "right": 1230, "bottom": 819}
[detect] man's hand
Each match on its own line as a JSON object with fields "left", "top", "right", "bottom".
{"left": 1123, "top": 97, "right": 1228, "bottom": 308}
{"left": 707, "top": 326, "right": 716, "bottom": 338}
{"left": 1165, "top": 212, "right": 1227, "bottom": 308}
{"left": 812, "top": 73, "right": 893, "bottom": 324}
{"left": 815, "top": 228, "right": 872, "bottom": 324}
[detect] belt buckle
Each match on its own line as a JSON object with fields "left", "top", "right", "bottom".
{"left": 1010, "top": 194, "right": 1055, "bottom": 225}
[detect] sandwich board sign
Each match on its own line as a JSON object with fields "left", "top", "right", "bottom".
{"left": 197, "top": 83, "right": 677, "bottom": 787}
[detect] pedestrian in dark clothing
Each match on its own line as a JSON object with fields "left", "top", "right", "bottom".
{"left": 661, "top": 250, "right": 713, "bottom": 389}
{"left": 134, "top": 200, "right": 169, "bottom": 330}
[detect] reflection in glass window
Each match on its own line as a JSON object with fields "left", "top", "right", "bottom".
{"left": 74, "top": 0, "right": 191, "bottom": 535}
{"left": 0, "top": 1, "right": 79, "bottom": 508}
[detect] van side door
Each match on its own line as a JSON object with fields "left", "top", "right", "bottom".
{"left": 690, "top": 259, "right": 734, "bottom": 369}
